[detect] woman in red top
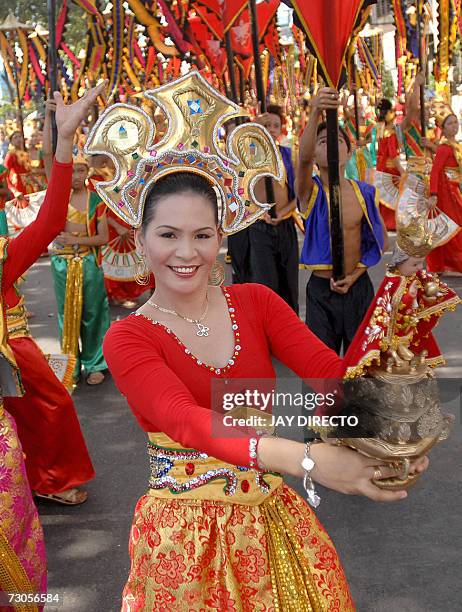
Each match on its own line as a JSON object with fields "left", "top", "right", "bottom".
{"left": 101, "top": 96, "right": 429, "bottom": 608}
{"left": 375, "top": 99, "right": 404, "bottom": 230}
{"left": 0, "top": 83, "right": 104, "bottom": 599}
{"left": 426, "top": 111, "right": 462, "bottom": 274}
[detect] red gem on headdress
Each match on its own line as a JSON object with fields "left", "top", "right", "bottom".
{"left": 145, "top": 165, "right": 153, "bottom": 172}
{"left": 224, "top": 178, "right": 232, "bottom": 187}
{"left": 241, "top": 480, "right": 250, "bottom": 493}
{"left": 129, "top": 189, "right": 137, "bottom": 197}
{"left": 185, "top": 463, "right": 195, "bottom": 476}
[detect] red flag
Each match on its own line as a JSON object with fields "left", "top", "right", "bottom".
{"left": 291, "top": 0, "right": 369, "bottom": 87}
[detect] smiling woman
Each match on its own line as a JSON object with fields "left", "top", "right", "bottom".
{"left": 91, "top": 72, "right": 428, "bottom": 611}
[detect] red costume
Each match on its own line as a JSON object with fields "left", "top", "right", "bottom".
{"left": 376, "top": 127, "right": 400, "bottom": 230}
{"left": 104, "top": 283, "right": 344, "bottom": 467}
{"left": 3, "top": 161, "right": 95, "bottom": 494}
{"left": 4, "top": 148, "right": 44, "bottom": 197}
{"left": 103, "top": 208, "right": 154, "bottom": 302}
{"left": 426, "top": 142, "right": 462, "bottom": 273}
{"left": 88, "top": 175, "right": 154, "bottom": 302}
{"left": 104, "top": 284, "right": 355, "bottom": 610}
{"left": 343, "top": 270, "right": 461, "bottom": 378}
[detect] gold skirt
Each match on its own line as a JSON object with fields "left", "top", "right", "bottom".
{"left": 121, "top": 435, "right": 355, "bottom": 611}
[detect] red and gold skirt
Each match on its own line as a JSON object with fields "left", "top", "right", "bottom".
{"left": 121, "top": 434, "right": 354, "bottom": 611}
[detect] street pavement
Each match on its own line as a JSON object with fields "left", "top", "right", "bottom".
{"left": 22, "top": 240, "right": 462, "bottom": 612}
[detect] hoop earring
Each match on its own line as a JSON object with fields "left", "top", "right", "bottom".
{"left": 134, "top": 255, "right": 151, "bottom": 286}
{"left": 208, "top": 260, "right": 225, "bottom": 286}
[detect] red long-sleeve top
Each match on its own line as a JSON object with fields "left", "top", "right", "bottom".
{"left": 104, "top": 283, "right": 344, "bottom": 468}
{"left": 430, "top": 143, "right": 458, "bottom": 195}
{"left": 2, "top": 160, "right": 72, "bottom": 306}
{"left": 376, "top": 129, "right": 400, "bottom": 176}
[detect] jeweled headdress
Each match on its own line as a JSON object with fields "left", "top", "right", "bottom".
{"left": 84, "top": 71, "right": 284, "bottom": 233}
{"left": 432, "top": 100, "right": 455, "bottom": 128}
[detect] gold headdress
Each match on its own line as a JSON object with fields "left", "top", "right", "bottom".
{"left": 432, "top": 99, "right": 455, "bottom": 128}
{"left": 72, "top": 147, "right": 89, "bottom": 167}
{"left": 84, "top": 71, "right": 283, "bottom": 232}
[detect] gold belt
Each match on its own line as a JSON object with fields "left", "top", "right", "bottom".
{"left": 51, "top": 245, "right": 91, "bottom": 258}
{"left": 444, "top": 168, "right": 462, "bottom": 182}
{"left": 6, "top": 299, "right": 30, "bottom": 340}
{"left": 147, "top": 432, "right": 283, "bottom": 506}
{"left": 407, "top": 156, "right": 432, "bottom": 175}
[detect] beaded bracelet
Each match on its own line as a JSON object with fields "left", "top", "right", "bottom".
{"left": 249, "top": 437, "right": 259, "bottom": 469}
{"left": 302, "top": 441, "right": 321, "bottom": 508}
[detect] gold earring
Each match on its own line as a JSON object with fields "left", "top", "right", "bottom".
{"left": 208, "top": 260, "right": 225, "bottom": 286}
{"left": 134, "top": 255, "right": 151, "bottom": 286}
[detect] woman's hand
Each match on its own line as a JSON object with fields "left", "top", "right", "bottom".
{"left": 56, "top": 232, "right": 78, "bottom": 246}
{"left": 310, "top": 442, "right": 429, "bottom": 502}
{"left": 54, "top": 80, "right": 107, "bottom": 142}
{"left": 257, "top": 437, "right": 429, "bottom": 503}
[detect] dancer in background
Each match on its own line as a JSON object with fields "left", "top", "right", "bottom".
{"left": 0, "top": 82, "right": 104, "bottom": 599}
{"left": 297, "top": 88, "right": 388, "bottom": 355}
{"left": 43, "top": 102, "right": 110, "bottom": 385}
{"left": 426, "top": 105, "right": 462, "bottom": 275}
{"left": 250, "top": 105, "right": 299, "bottom": 312}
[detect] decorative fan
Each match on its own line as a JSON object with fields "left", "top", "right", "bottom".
{"left": 5, "top": 190, "right": 46, "bottom": 237}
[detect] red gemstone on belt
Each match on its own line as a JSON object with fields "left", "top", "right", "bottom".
{"left": 185, "top": 463, "right": 195, "bottom": 475}
{"left": 241, "top": 479, "right": 250, "bottom": 493}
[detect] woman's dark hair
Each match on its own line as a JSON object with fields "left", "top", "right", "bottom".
{"left": 266, "top": 104, "right": 285, "bottom": 124}
{"left": 10, "top": 130, "right": 21, "bottom": 141}
{"left": 142, "top": 172, "right": 219, "bottom": 232}
{"left": 442, "top": 113, "right": 457, "bottom": 130}
{"left": 316, "top": 121, "right": 351, "bottom": 152}
{"left": 377, "top": 98, "right": 393, "bottom": 123}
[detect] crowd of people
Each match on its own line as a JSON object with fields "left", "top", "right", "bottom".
{"left": 0, "top": 69, "right": 460, "bottom": 610}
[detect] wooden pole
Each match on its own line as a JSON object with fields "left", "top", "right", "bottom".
{"left": 416, "top": 0, "right": 426, "bottom": 138}
{"left": 10, "top": 55, "right": 25, "bottom": 146}
{"left": 47, "top": 0, "right": 58, "bottom": 153}
{"left": 248, "top": 0, "right": 275, "bottom": 213}
{"left": 326, "top": 107, "right": 345, "bottom": 280}
{"left": 352, "top": 61, "right": 360, "bottom": 143}
{"left": 225, "top": 30, "right": 238, "bottom": 103}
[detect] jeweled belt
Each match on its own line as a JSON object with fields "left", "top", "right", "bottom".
{"left": 147, "top": 432, "right": 283, "bottom": 506}
{"left": 6, "top": 298, "right": 30, "bottom": 339}
{"left": 49, "top": 244, "right": 91, "bottom": 258}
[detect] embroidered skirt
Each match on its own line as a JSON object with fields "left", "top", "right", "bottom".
{"left": 121, "top": 435, "right": 355, "bottom": 611}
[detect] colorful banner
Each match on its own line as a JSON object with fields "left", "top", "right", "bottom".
{"left": 290, "top": 0, "right": 373, "bottom": 88}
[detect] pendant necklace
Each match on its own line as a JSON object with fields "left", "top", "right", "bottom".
{"left": 147, "top": 293, "right": 210, "bottom": 337}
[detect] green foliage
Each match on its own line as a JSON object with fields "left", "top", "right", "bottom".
{"left": 5, "top": 0, "right": 88, "bottom": 55}
{"left": 380, "top": 62, "right": 395, "bottom": 100}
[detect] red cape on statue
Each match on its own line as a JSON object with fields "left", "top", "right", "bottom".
{"left": 343, "top": 270, "right": 461, "bottom": 379}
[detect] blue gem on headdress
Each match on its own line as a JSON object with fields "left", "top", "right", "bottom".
{"left": 187, "top": 154, "right": 196, "bottom": 163}
{"left": 119, "top": 124, "right": 128, "bottom": 139}
{"left": 198, "top": 163, "right": 204, "bottom": 167}
{"left": 140, "top": 178, "right": 145, "bottom": 185}
{"left": 249, "top": 142, "right": 257, "bottom": 155}
{"left": 187, "top": 99, "right": 203, "bottom": 114}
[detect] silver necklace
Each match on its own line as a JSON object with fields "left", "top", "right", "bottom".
{"left": 147, "top": 293, "right": 210, "bottom": 337}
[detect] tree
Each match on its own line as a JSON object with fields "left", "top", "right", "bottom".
{"left": 8, "top": 0, "right": 88, "bottom": 56}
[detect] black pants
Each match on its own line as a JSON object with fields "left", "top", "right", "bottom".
{"left": 305, "top": 272, "right": 374, "bottom": 355}
{"left": 228, "top": 229, "right": 251, "bottom": 284}
{"left": 248, "top": 218, "right": 299, "bottom": 313}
